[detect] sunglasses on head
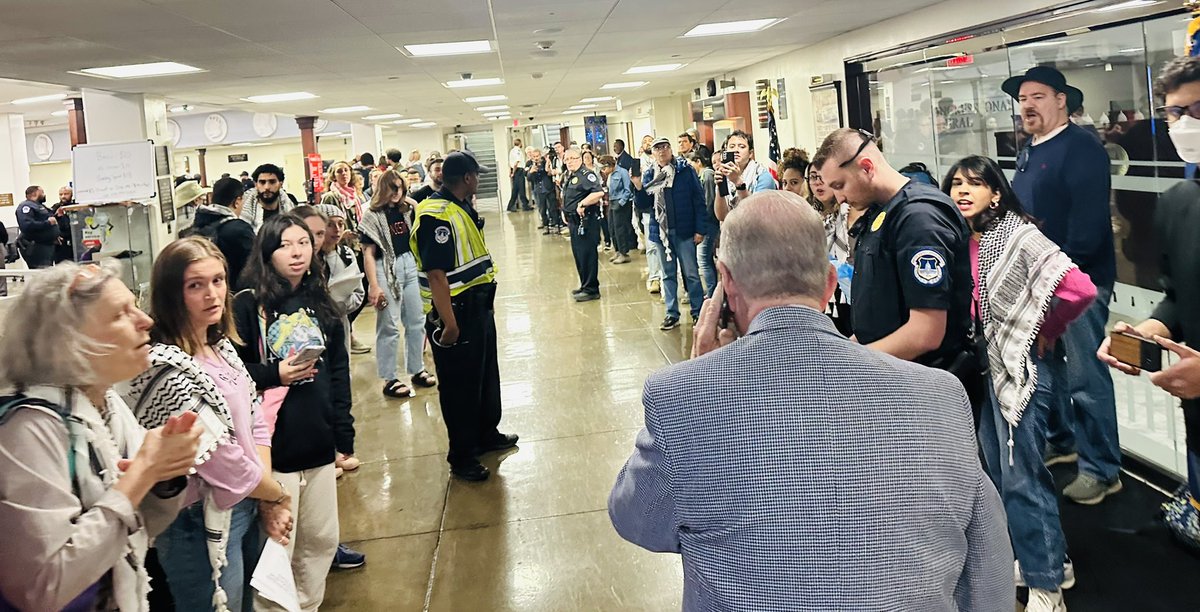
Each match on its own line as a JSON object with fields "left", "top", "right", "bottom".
{"left": 838, "top": 130, "right": 876, "bottom": 168}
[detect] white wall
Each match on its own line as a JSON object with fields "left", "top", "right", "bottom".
{"left": 175, "top": 138, "right": 350, "bottom": 196}
{"left": 29, "top": 162, "right": 73, "bottom": 194}
{"left": 726, "top": 0, "right": 1063, "bottom": 159}
{"left": 381, "top": 128, "right": 446, "bottom": 162}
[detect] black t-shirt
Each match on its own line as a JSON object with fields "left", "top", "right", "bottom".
{"left": 262, "top": 206, "right": 281, "bottom": 223}
{"left": 850, "top": 181, "right": 972, "bottom": 367}
{"left": 411, "top": 185, "right": 435, "bottom": 203}
{"left": 361, "top": 207, "right": 413, "bottom": 257}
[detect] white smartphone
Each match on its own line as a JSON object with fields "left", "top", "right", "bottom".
{"left": 289, "top": 345, "right": 325, "bottom": 366}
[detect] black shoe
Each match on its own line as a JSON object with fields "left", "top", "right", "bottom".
{"left": 451, "top": 463, "right": 490, "bottom": 481}
{"left": 477, "top": 433, "right": 519, "bottom": 454}
{"left": 537, "top": 224, "right": 546, "bottom": 229}
{"left": 571, "top": 288, "right": 586, "bottom": 297}
{"left": 522, "top": 206, "right": 534, "bottom": 211}
{"left": 574, "top": 291, "right": 600, "bottom": 302}
{"left": 506, "top": 207, "right": 518, "bottom": 213}
{"left": 660, "top": 316, "right": 680, "bottom": 331}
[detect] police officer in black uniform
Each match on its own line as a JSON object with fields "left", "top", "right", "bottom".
{"left": 15, "top": 185, "right": 58, "bottom": 269}
{"left": 410, "top": 151, "right": 517, "bottom": 481}
{"left": 813, "top": 129, "right": 981, "bottom": 419}
{"left": 560, "top": 147, "right": 606, "bottom": 302}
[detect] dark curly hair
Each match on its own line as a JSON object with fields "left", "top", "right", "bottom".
{"left": 1156, "top": 56, "right": 1200, "bottom": 99}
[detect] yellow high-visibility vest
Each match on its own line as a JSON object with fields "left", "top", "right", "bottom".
{"left": 409, "top": 196, "right": 496, "bottom": 313}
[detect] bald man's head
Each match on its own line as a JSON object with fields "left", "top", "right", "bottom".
{"left": 810, "top": 128, "right": 898, "bottom": 211}
{"left": 718, "top": 190, "right": 832, "bottom": 305}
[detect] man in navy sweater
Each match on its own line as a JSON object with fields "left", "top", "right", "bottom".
{"left": 1005, "top": 65, "right": 1121, "bottom": 505}
{"left": 644, "top": 137, "right": 709, "bottom": 330}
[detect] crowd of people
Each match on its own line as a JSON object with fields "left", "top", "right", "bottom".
{"left": 5, "top": 55, "right": 1200, "bottom": 612}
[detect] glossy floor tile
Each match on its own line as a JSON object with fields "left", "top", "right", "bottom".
{"left": 326, "top": 200, "right": 686, "bottom": 611}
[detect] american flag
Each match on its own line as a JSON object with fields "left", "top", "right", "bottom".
{"left": 767, "top": 101, "right": 782, "bottom": 163}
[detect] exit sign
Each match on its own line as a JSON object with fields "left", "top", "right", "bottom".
{"left": 946, "top": 55, "right": 974, "bottom": 68}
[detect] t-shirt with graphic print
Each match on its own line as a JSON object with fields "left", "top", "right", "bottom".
{"left": 361, "top": 206, "right": 412, "bottom": 257}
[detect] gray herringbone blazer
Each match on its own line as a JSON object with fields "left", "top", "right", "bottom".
{"left": 609, "top": 306, "right": 1012, "bottom": 611}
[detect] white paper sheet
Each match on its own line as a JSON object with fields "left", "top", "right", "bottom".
{"left": 250, "top": 538, "right": 300, "bottom": 612}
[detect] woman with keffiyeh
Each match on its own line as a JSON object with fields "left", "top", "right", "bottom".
{"left": 942, "top": 155, "right": 1095, "bottom": 612}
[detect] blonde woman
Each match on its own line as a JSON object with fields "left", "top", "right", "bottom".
{"left": 321, "top": 161, "right": 367, "bottom": 234}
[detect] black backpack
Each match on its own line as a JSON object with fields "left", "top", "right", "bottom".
{"left": 179, "top": 216, "right": 237, "bottom": 241}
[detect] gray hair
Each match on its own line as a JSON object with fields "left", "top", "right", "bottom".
{"left": 718, "top": 191, "right": 830, "bottom": 301}
{"left": 563, "top": 147, "right": 583, "bottom": 160}
{"left": 0, "top": 261, "right": 122, "bottom": 388}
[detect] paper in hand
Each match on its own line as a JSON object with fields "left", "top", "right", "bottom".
{"left": 251, "top": 539, "right": 301, "bottom": 612}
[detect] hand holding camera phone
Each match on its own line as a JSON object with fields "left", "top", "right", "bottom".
{"left": 1107, "top": 330, "right": 1163, "bottom": 372}
{"left": 289, "top": 345, "right": 325, "bottom": 366}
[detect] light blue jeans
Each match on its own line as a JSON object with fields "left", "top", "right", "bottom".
{"left": 696, "top": 231, "right": 718, "bottom": 299}
{"left": 641, "top": 212, "right": 663, "bottom": 282}
{"left": 978, "top": 351, "right": 1066, "bottom": 592}
{"left": 657, "top": 233, "right": 705, "bottom": 320}
{"left": 1045, "top": 284, "right": 1122, "bottom": 483}
{"left": 375, "top": 251, "right": 426, "bottom": 380}
{"left": 156, "top": 498, "right": 260, "bottom": 612}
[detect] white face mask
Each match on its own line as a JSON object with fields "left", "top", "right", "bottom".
{"left": 1169, "top": 115, "right": 1200, "bottom": 164}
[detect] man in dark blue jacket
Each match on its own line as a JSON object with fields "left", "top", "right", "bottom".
{"left": 643, "top": 137, "right": 708, "bottom": 330}
{"left": 1006, "top": 65, "right": 1121, "bottom": 506}
{"left": 15, "top": 185, "right": 57, "bottom": 269}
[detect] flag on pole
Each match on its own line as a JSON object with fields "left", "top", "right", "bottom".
{"left": 767, "top": 104, "right": 782, "bottom": 164}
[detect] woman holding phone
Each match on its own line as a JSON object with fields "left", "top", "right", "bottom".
{"left": 232, "top": 213, "right": 353, "bottom": 611}
{"left": 127, "top": 238, "right": 293, "bottom": 611}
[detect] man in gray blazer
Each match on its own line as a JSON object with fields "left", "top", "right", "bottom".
{"left": 609, "top": 191, "right": 1012, "bottom": 611}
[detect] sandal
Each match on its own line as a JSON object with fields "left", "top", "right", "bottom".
{"left": 411, "top": 371, "right": 437, "bottom": 388}
{"left": 382, "top": 379, "right": 413, "bottom": 398}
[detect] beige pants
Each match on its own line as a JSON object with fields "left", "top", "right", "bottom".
{"left": 254, "top": 462, "right": 339, "bottom": 612}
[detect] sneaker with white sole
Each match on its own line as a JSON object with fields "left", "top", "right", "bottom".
{"left": 1044, "top": 449, "right": 1078, "bottom": 467}
{"left": 1063, "top": 473, "right": 1122, "bottom": 505}
{"left": 1015, "top": 558, "right": 1075, "bottom": 590}
{"left": 1025, "top": 587, "right": 1067, "bottom": 612}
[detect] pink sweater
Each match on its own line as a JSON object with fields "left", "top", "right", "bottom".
{"left": 970, "top": 238, "right": 1096, "bottom": 343}
{"left": 187, "top": 353, "right": 272, "bottom": 509}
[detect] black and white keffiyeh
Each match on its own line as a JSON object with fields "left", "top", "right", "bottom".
{"left": 644, "top": 161, "right": 677, "bottom": 257}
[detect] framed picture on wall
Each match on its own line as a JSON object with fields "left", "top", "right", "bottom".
{"left": 810, "top": 81, "right": 844, "bottom": 140}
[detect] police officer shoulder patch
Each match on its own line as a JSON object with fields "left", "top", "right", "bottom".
{"left": 586, "top": 173, "right": 598, "bottom": 183}
{"left": 434, "top": 226, "right": 451, "bottom": 244}
{"left": 911, "top": 249, "right": 946, "bottom": 286}
{"left": 21, "top": 206, "right": 30, "bottom": 214}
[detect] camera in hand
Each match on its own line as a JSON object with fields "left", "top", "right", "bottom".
{"left": 1109, "top": 331, "right": 1163, "bottom": 372}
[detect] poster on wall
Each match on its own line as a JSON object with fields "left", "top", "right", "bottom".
{"left": 776, "top": 78, "right": 788, "bottom": 120}
{"left": 810, "top": 82, "right": 844, "bottom": 141}
{"left": 584, "top": 115, "right": 609, "bottom": 156}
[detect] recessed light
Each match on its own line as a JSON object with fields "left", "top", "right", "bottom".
{"left": 475, "top": 105, "right": 509, "bottom": 111}
{"left": 600, "top": 81, "right": 647, "bottom": 90}
{"left": 402, "top": 40, "right": 493, "bottom": 57}
{"left": 580, "top": 96, "right": 614, "bottom": 103}
{"left": 363, "top": 113, "right": 403, "bottom": 120}
{"left": 444, "top": 78, "right": 504, "bottom": 88}
{"left": 229, "top": 142, "right": 253, "bottom": 147}
{"left": 11, "top": 93, "right": 67, "bottom": 105}
{"left": 570, "top": 104, "right": 598, "bottom": 110}
{"left": 488, "top": 116, "right": 512, "bottom": 121}
{"left": 410, "top": 122, "right": 437, "bottom": 128}
{"left": 624, "top": 63, "right": 684, "bottom": 74}
{"left": 681, "top": 18, "right": 784, "bottom": 38}
{"left": 242, "top": 92, "right": 318, "bottom": 103}
{"left": 464, "top": 95, "right": 508, "bottom": 103}
{"left": 1093, "top": 0, "right": 1160, "bottom": 12}
{"left": 483, "top": 111, "right": 509, "bottom": 117}
{"left": 393, "top": 118, "right": 423, "bottom": 124}
{"left": 168, "top": 105, "right": 192, "bottom": 113}
{"left": 320, "top": 105, "right": 371, "bottom": 114}
{"left": 319, "top": 132, "right": 345, "bottom": 137}
{"left": 562, "top": 109, "right": 588, "bottom": 114}
{"left": 50, "top": 110, "right": 68, "bottom": 117}
{"left": 76, "top": 61, "right": 204, "bottom": 79}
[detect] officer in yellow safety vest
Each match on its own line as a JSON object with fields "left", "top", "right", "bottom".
{"left": 410, "top": 151, "right": 517, "bottom": 482}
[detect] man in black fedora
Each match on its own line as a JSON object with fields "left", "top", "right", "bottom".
{"left": 1004, "top": 65, "right": 1122, "bottom": 508}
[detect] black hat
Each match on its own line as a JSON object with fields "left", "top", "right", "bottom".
{"left": 442, "top": 151, "right": 491, "bottom": 179}
{"left": 239, "top": 171, "right": 249, "bottom": 177}
{"left": 212, "top": 177, "right": 245, "bottom": 206}
{"left": 1002, "top": 65, "right": 1084, "bottom": 113}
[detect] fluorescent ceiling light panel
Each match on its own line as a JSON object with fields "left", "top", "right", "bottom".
{"left": 12, "top": 93, "right": 66, "bottom": 105}
{"left": 488, "top": 115, "right": 512, "bottom": 121}
{"left": 444, "top": 78, "right": 503, "bottom": 88}
{"left": 393, "top": 118, "right": 423, "bottom": 124}
{"left": 320, "top": 105, "right": 371, "bottom": 113}
{"left": 363, "top": 113, "right": 403, "bottom": 120}
{"left": 50, "top": 110, "right": 68, "bottom": 117}
{"left": 403, "top": 40, "right": 492, "bottom": 57}
{"left": 624, "top": 63, "right": 684, "bottom": 74}
{"left": 242, "top": 92, "right": 317, "bottom": 103}
{"left": 464, "top": 95, "right": 507, "bottom": 103}
{"left": 320, "top": 132, "right": 345, "bottom": 137}
{"left": 562, "top": 109, "right": 587, "bottom": 114}
{"left": 483, "top": 111, "right": 509, "bottom": 117}
{"left": 682, "top": 18, "right": 783, "bottom": 37}
{"left": 475, "top": 105, "right": 509, "bottom": 111}
{"left": 569, "top": 104, "right": 598, "bottom": 109}
{"left": 77, "top": 61, "right": 204, "bottom": 79}
{"left": 410, "top": 122, "right": 437, "bottom": 128}
{"left": 1093, "top": 0, "right": 1160, "bottom": 12}
{"left": 580, "top": 96, "right": 614, "bottom": 103}
{"left": 600, "top": 81, "right": 647, "bottom": 90}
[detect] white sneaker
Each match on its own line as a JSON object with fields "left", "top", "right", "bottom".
{"left": 1025, "top": 588, "right": 1066, "bottom": 612}
{"left": 1015, "top": 559, "right": 1075, "bottom": 590}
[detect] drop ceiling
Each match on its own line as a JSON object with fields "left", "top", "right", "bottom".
{"left": 0, "top": 0, "right": 947, "bottom": 130}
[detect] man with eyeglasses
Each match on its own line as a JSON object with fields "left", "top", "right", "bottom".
{"left": 1003, "top": 65, "right": 1121, "bottom": 506}
{"left": 812, "top": 129, "right": 978, "bottom": 416}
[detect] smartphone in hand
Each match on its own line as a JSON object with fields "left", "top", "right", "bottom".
{"left": 1109, "top": 332, "right": 1163, "bottom": 372}
{"left": 289, "top": 345, "right": 325, "bottom": 366}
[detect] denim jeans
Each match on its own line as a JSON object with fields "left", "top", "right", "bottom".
{"left": 657, "top": 233, "right": 705, "bottom": 319}
{"left": 156, "top": 497, "right": 260, "bottom": 612}
{"left": 375, "top": 251, "right": 426, "bottom": 380}
{"left": 641, "top": 212, "right": 662, "bottom": 282}
{"left": 1045, "top": 284, "right": 1122, "bottom": 482}
{"left": 534, "top": 191, "right": 555, "bottom": 227}
{"left": 696, "top": 231, "right": 718, "bottom": 299}
{"left": 979, "top": 351, "right": 1066, "bottom": 591}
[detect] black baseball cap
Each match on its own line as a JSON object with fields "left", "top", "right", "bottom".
{"left": 212, "top": 177, "right": 245, "bottom": 206}
{"left": 442, "top": 151, "right": 491, "bottom": 179}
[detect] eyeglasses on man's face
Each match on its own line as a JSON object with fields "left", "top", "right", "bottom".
{"left": 1157, "top": 100, "right": 1200, "bottom": 123}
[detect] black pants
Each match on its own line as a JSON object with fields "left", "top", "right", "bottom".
{"left": 507, "top": 169, "right": 528, "bottom": 210}
{"left": 569, "top": 214, "right": 601, "bottom": 295}
{"left": 599, "top": 208, "right": 612, "bottom": 247}
{"left": 534, "top": 191, "right": 555, "bottom": 227}
{"left": 427, "top": 284, "right": 502, "bottom": 469}
{"left": 608, "top": 204, "right": 635, "bottom": 255}
{"left": 20, "top": 242, "right": 54, "bottom": 269}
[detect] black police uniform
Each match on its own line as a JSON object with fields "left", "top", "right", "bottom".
{"left": 562, "top": 166, "right": 605, "bottom": 297}
{"left": 851, "top": 180, "right": 982, "bottom": 414}
{"left": 15, "top": 198, "right": 57, "bottom": 269}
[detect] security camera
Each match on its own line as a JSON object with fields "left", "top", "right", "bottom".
{"left": 532, "top": 72, "right": 544, "bottom": 79}
{"left": 459, "top": 72, "right": 472, "bottom": 80}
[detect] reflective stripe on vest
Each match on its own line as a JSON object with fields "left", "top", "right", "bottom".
{"left": 410, "top": 197, "right": 496, "bottom": 313}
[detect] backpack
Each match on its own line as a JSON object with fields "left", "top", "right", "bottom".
{"left": 179, "top": 215, "right": 237, "bottom": 241}
{"left": 0, "top": 394, "right": 78, "bottom": 483}
{"left": 898, "top": 162, "right": 938, "bottom": 187}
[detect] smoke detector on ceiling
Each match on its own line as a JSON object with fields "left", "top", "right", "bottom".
{"left": 535, "top": 40, "right": 555, "bottom": 51}
{"left": 532, "top": 73, "right": 544, "bottom": 79}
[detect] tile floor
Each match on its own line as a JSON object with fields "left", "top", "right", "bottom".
{"left": 325, "top": 201, "right": 687, "bottom": 611}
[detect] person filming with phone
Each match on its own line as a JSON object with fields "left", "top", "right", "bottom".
{"left": 615, "top": 190, "right": 1012, "bottom": 610}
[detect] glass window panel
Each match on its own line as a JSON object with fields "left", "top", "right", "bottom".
{"left": 869, "top": 58, "right": 938, "bottom": 173}
{"left": 929, "top": 49, "right": 1014, "bottom": 173}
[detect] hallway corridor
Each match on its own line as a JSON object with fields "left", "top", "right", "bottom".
{"left": 325, "top": 201, "right": 687, "bottom": 611}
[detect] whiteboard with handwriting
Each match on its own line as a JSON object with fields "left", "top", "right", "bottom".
{"left": 72, "top": 140, "right": 156, "bottom": 204}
